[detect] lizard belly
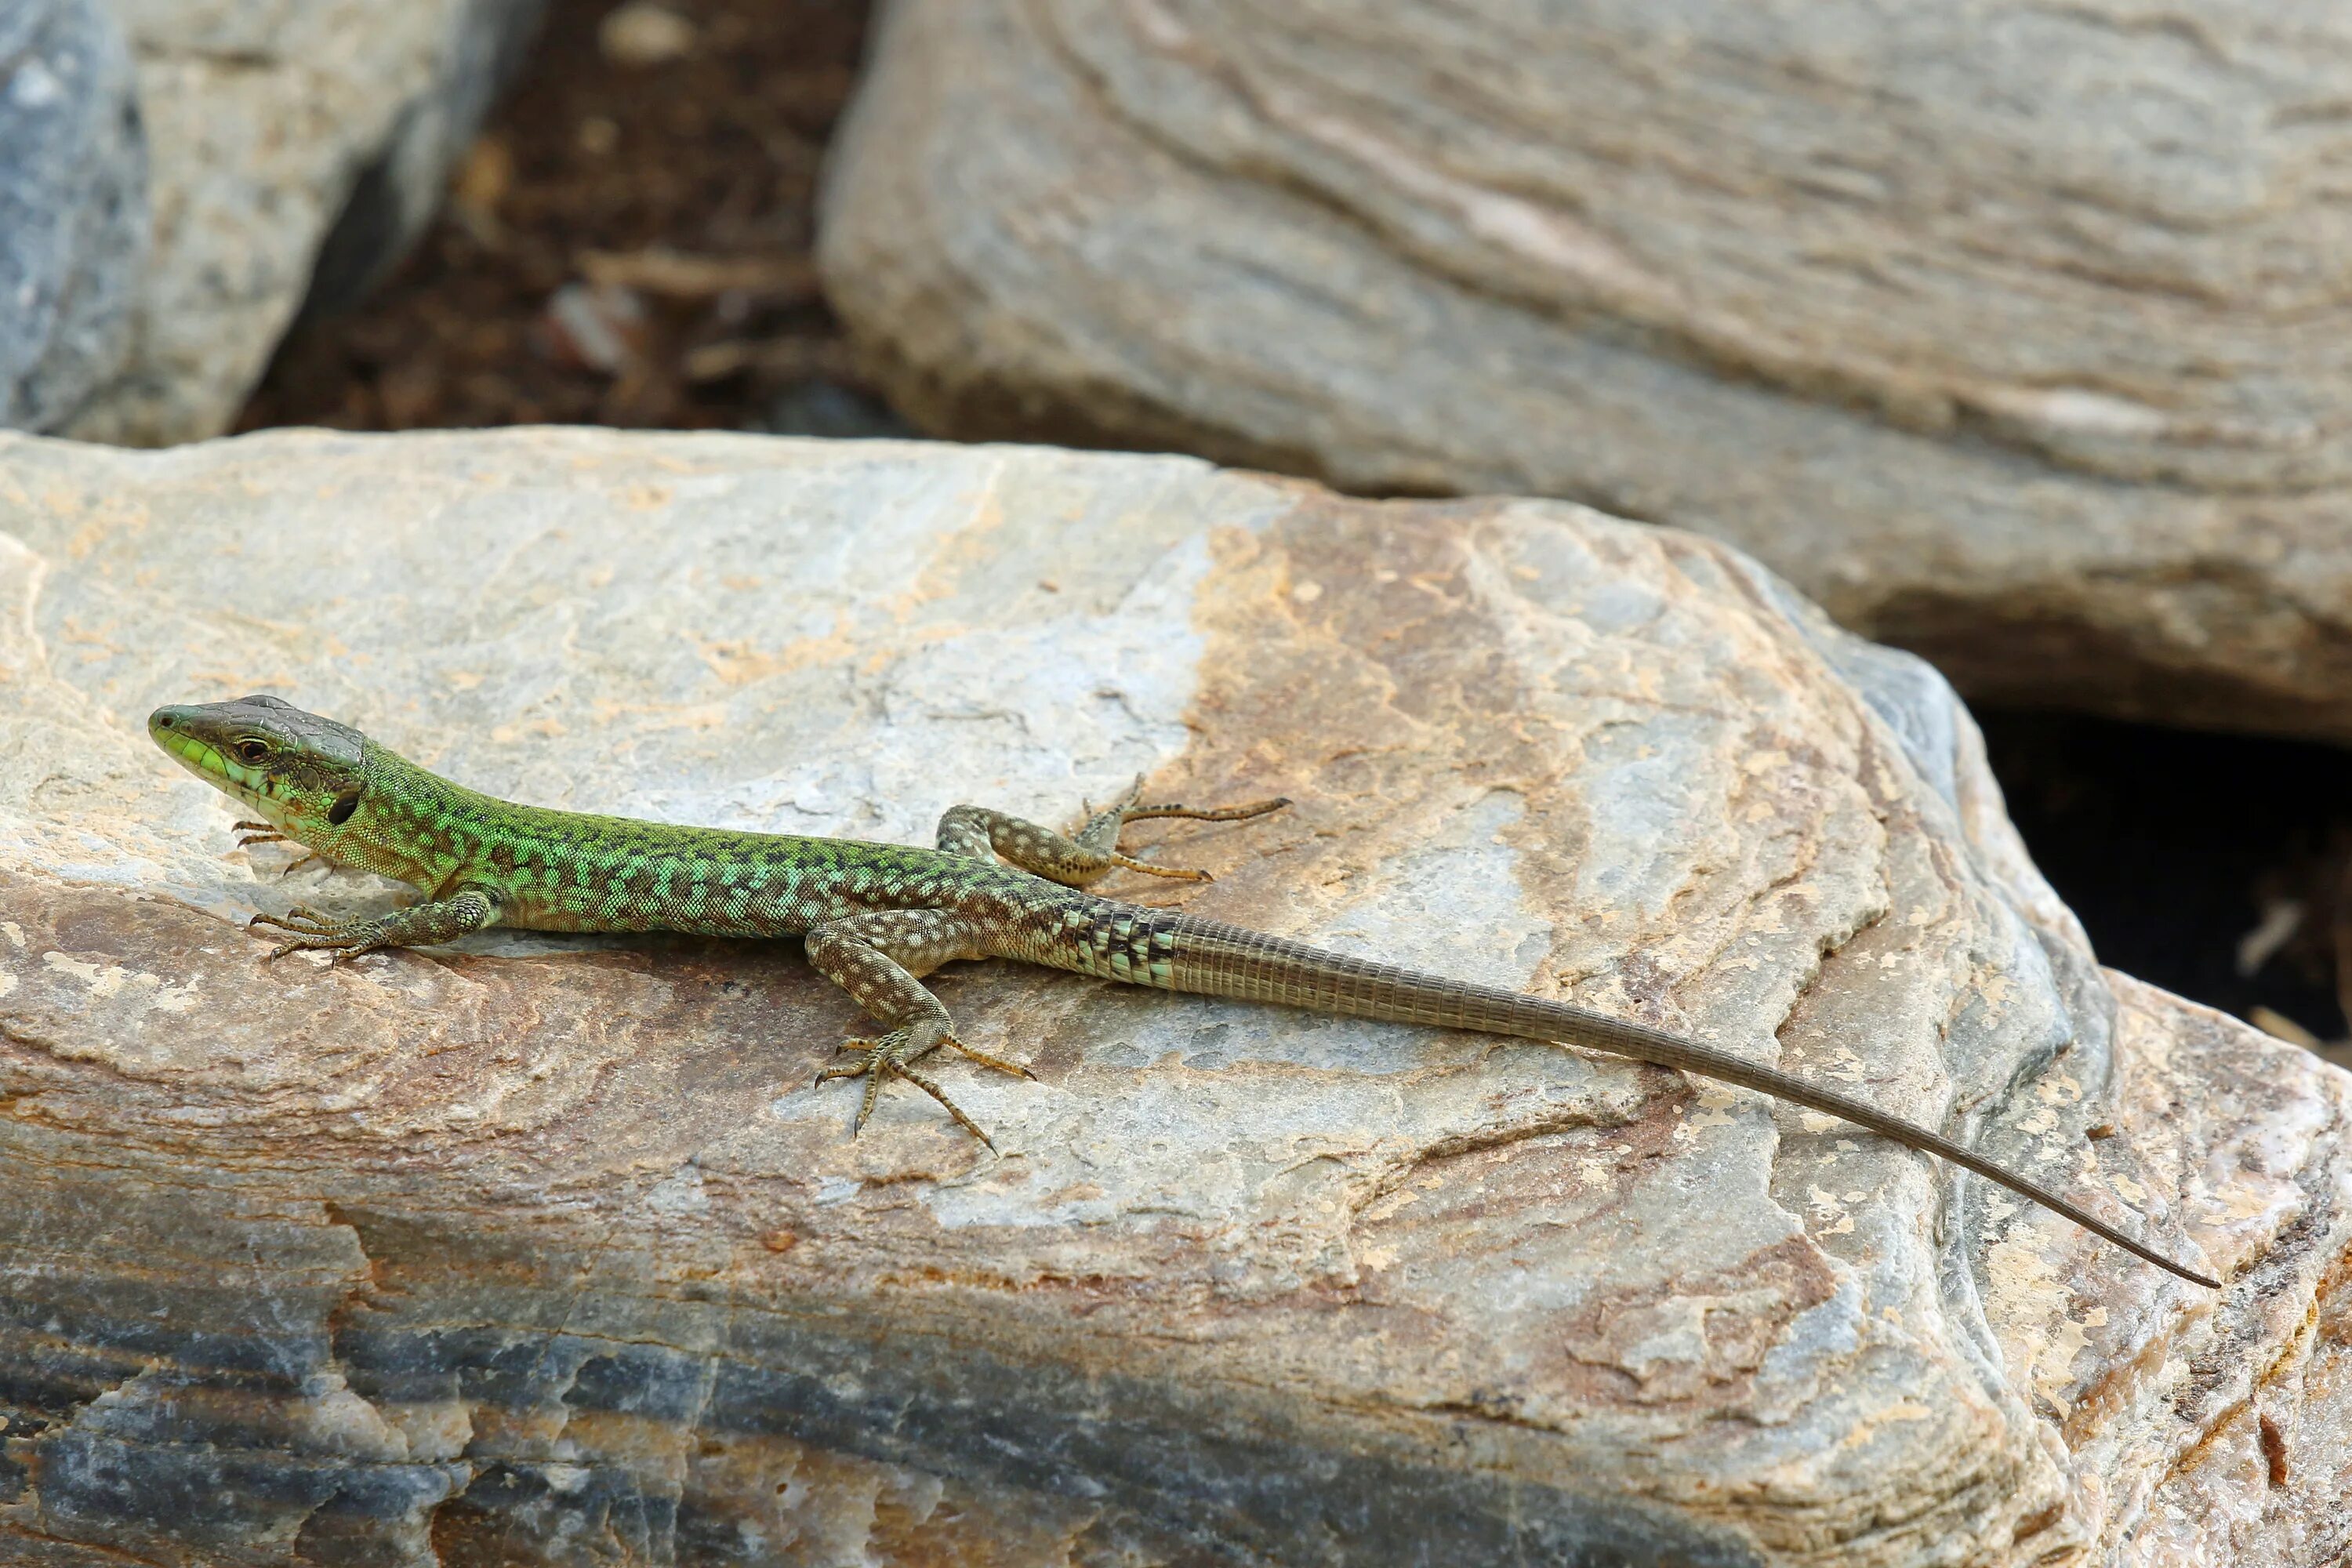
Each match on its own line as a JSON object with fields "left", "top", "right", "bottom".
{"left": 496, "top": 880, "right": 818, "bottom": 937}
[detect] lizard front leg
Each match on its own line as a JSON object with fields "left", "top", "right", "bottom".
{"left": 249, "top": 885, "right": 503, "bottom": 963}
{"left": 935, "top": 778, "right": 1288, "bottom": 887}
{"left": 804, "top": 909, "right": 1031, "bottom": 1147}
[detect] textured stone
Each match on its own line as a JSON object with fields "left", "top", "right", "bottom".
{"left": 0, "top": 427, "right": 2346, "bottom": 1565}
{"left": 0, "top": 0, "right": 145, "bottom": 432}
{"left": 64, "top": 0, "right": 544, "bottom": 447}
{"left": 820, "top": 0, "right": 2352, "bottom": 745}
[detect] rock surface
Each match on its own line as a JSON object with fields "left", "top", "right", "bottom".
{"left": 0, "top": 427, "right": 2346, "bottom": 1566}
{"left": 820, "top": 0, "right": 2352, "bottom": 746}
{"left": 63, "top": 0, "right": 544, "bottom": 447}
{"left": 0, "top": 0, "right": 146, "bottom": 432}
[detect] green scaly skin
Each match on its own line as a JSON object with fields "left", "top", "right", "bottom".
{"left": 147, "top": 695, "right": 2220, "bottom": 1289}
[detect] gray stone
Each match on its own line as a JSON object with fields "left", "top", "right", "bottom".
{"left": 0, "top": 0, "right": 145, "bottom": 432}
{"left": 0, "top": 428, "right": 2346, "bottom": 1564}
{"left": 64, "top": 0, "right": 545, "bottom": 447}
{"left": 820, "top": 0, "right": 2352, "bottom": 745}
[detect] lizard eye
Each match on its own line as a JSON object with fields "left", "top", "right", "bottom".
{"left": 233, "top": 738, "right": 270, "bottom": 764}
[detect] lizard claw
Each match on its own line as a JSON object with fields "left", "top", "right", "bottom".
{"left": 942, "top": 1033, "right": 1038, "bottom": 1080}
{"left": 1110, "top": 852, "right": 1214, "bottom": 884}
{"left": 251, "top": 910, "right": 335, "bottom": 937}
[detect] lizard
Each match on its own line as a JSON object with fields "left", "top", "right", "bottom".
{"left": 147, "top": 694, "right": 2220, "bottom": 1289}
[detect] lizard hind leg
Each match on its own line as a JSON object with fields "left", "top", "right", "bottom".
{"left": 804, "top": 909, "right": 1022, "bottom": 1147}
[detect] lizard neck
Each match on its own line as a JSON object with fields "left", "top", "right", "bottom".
{"left": 325, "top": 740, "right": 516, "bottom": 892}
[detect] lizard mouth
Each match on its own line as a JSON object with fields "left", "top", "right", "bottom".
{"left": 148, "top": 712, "right": 277, "bottom": 814}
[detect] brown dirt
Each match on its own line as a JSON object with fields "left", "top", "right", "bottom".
{"left": 235, "top": 0, "right": 884, "bottom": 435}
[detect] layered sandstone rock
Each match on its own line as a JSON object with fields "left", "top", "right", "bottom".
{"left": 820, "top": 0, "right": 2352, "bottom": 746}
{"left": 0, "top": 429, "right": 2344, "bottom": 1564}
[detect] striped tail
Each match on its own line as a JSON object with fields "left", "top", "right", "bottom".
{"left": 1161, "top": 914, "right": 2217, "bottom": 1289}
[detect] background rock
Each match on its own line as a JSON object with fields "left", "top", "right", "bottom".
{"left": 0, "top": 0, "right": 145, "bottom": 432}
{"left": 62, "top": 0, "right": 545, "bottom": 447}
{"left": 0, "top": 428, "right": 2346, "bottom": 1565}
{"left": 819, "top": 0, "right": 2352, "bottom": 746}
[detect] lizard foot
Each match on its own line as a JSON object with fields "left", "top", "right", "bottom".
{"left": 1089, "top": 776, "right": 1290, "bottom": 881}
{"left": 260, "top": 932, "right": 384, "bottom": 964}
{"left": 247, "top": 909, "right": 383, "bottom": 964}
{"left": 815, "top": 1029, "right": 1010, "bottom": 1150}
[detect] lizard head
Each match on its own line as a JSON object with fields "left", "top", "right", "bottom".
{"left": 148, "top": 695, "right": 372, "bottom": 838}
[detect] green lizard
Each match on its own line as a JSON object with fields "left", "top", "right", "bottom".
{"left": 147, "top": 694, "right": 2218, "bottom": 1288}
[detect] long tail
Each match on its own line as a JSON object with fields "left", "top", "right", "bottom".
{"left": 1157, "top": 913, "right": 2217, "bottom": 1289}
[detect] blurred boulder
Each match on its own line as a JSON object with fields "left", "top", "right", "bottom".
{"left": 65, "top": 0, "right": 546, "bottom": 446}
{"left": 0, "top": 0, "right": 145, "bottom": 432}
{"left": 822, "top": 0, "right": 2352, "bottom": 745}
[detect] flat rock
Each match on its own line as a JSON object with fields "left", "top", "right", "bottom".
{"left": 0, "top": 428, "right": 2346, "bottom": 1565}
{"left": 820, "top": 0, "right": 2352, "bottom": 746}
{"left": 0, "top": 0, "right": 145, "bottom": 432}
{"left": 62, "top": 0, "right": 544, "bottom": 447}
